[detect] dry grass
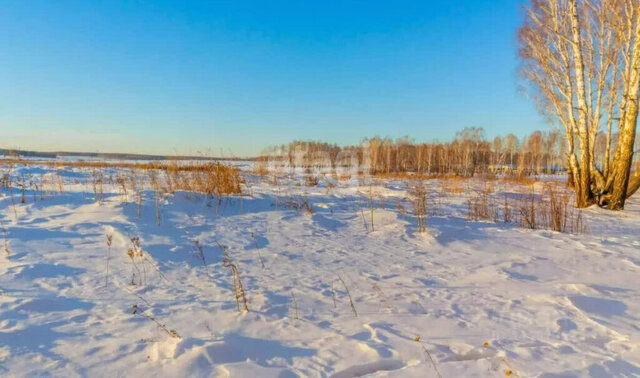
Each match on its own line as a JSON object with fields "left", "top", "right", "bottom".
{"left": 0, "top": 158, "right": 229, "bottom": 172}
{"left": 164, "top": 163, "right": 242, "bottom": 196}
{"left": 305, "top": 174, "right": 319, "bottom": 187}
{"left": 217, "top": 241, "right": 249, "bottom": 313}
{"left": 410, "top": 184, "right": 428, "bottom": 233}
{"left": 502, "top": 187, "right": 512, "bottom": 223}
{"left": 501, "top": 175, "right": 539, "bottom": 186}
{"left": 0, "top": 163, "right": 240, "bottom": 229}
{"left": 1, "top": 163, "right": 19, "bottom": 221}
{"left": 368, "top": 185, "right": 375, "bottom": 232}
{"left": 539, "top": 183, "right": 586, "bottom": 233}
{"left": 466, "top": 182, "right": 496, "bottom": 221}
{"left": 371, "top": 172, "right": 435, "bottom": 180}
{"left": 517, "top": 185, "right": 538, "bottom": 229}
{"left": 330, "top": 281, "right": 338, "bottom": 308}
{"left": 193, "top": 239, "right": 209, "bottom": 275}
{"left": 105, "top": 233, "right": 113, "bottom": 288}
{"left": 466, "top": 179, "right": 586, "bottom": 234}
{"left": 290, "top": 290, "right": 299, "bottom": 320}
{"left": 370, "top": 281, "right": 393, "bottom": 311}
{"left": 150, "top": 172, "right": 162, "bottom": 225}
{"left": 337, "top": 275, "right": 358, "bottom": 317}
{"left": 127, "top": 237, "right": 145, "bottom": 286}
{"left": 280, "top": 196, "right": 315, "bottom": 214}
{"left": 2, "top": 160, "right": 243, "bottom": 202}
{"left": 251, "top": 159, "right": 270, "bottom": 176}
{"left": 414, "top": 336, "right": 443, "bottom": 378}
{"left": 91, "top": 169, "right": 104, "bottom": 204}
{"left": 132, "top": 304, "right": 181, "bottom": 339}
{"left": 0, "top": 220, "right": 10, "bottom": 255}
{"left": 250, "top": 232, "right": 266, "bottom": 269}
{"left": 439, "top": 179, "right": 466, "bottom": 195}
{"left": 124, "top": 236, "right": 169, "bottom": 286}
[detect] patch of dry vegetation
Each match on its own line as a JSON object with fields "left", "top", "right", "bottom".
{"left": 0, "top": 158, "right": 234, "bottom": 172}
{"left": 466, "top": 179, "right": 586, "bottom": 234}
{"left": 165, "top": 163, "right": 242, "bottom": 195}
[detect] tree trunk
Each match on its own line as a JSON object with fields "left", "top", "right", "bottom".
{"left": 609, "top": 15, "right": 640, "bottom": 210}
{"left": 567, "top": 164, "right": 575, "bottom": 187}
{"left": 604, "top": 101, "right": 614, "bottom": 180}
{"left": 627, "top": 171, "right": 640, "bottom": 198}
{"left": 569, "top": 0, "right": 593, "bottom": 207}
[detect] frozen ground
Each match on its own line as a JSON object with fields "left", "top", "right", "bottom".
{"left": 1, "top": 164, "right": 640, "bottom": 377}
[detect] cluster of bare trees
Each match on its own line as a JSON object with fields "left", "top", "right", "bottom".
{"left": 362, "top": 128, "right": 568, "bottom": 176}
{"left": 519, "top": 0, "right": 640, "bottom": 209}
{"left": 264, "top": 127, "right": 572, "bottom": 177}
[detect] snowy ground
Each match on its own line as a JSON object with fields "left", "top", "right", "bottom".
{"left": 1, "top": 163, "right": 640, "bottom": 377}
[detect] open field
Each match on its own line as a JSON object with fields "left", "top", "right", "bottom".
{"left": 1, "top": 161, "right": 640, "bottom": 377}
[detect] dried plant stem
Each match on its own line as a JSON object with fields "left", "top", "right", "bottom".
{"left": 412, "top": 184, "right": 428, "bottom": 233}
{"left": 257, "top": 249, "right": 265, "bottom": 269}
{"left": 290, "top": 290, "right": 299, "bottom": 320}
{"left": 132, "top": 304, "right": 181, "bottom": 339}
{"left": 371, "top": 282, "right": 392, "bottom": 311}
{"left": 369, "top": 185, "right": 375, "bottom": 232}
{"left": 19, "top": 180, "right": 26, "bottom": 204}
{"left": 8, "top": 186, "right": 18, "bottom": 222}
{"left": 127, "top": 237, "right": 145, "bottom": 286}
{"left": 142, "top": 255, "right": 170, "bottom": 284}
{"left": 56, "top": 175, "right": 63, "bottom": 194}
{"left": 503, "top": 186, "right": 511, "bottom": 223}
{"left": 418, "top": 340, "right": 442, "bottom": 378}
{"left": 360, "top": 208, "right": 368, "bottom": 232}
{"left": 193, "top": 240, "right": 209, "bottom": 275}
{"left": 0, "top": 220, "right": 10, "bottom": 255}
{"left": 499, "top": 357, "right": 519, "bottom": 377}
{"left": 331, "top": 281, "right": 337, "bottom": 308}
{"left": 337, "top": 275, "right": 357, "bottom": 317}
{"left": 113, "top": 278, "right": 152, "bottom": 306}
{"left": 251, "top": 233, "right": 266, "bottom": 269}
{"left": 105, "top": 233, "right": 113, "bottom": 288}
{"left": 155, "top": 189, "right": 160, "bottom": 226}
{"left": 218, "top": 241, "right": 249, "bottom": 312}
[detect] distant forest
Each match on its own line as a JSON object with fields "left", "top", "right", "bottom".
{"left": 262, "top": 127, "right": 640, "bottom": 177}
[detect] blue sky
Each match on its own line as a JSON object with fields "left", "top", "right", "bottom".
{"left": 0, "top": 0, "right": 546, "bottom": 157}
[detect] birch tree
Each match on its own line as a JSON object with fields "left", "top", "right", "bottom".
{"left": 519, "top": 0, "right": 640, "bottom": 209}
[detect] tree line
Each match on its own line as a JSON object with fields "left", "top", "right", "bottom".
{"left": 261, "top": 126, "right": 638, "bottom": 178}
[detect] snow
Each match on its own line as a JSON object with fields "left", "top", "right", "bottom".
{"left": 1, "top": 164, "right": 640, "bottom": 377}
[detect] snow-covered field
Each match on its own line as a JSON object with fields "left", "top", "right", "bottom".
{"left": 1, "top": 163, "right": 640, "bottom": 377}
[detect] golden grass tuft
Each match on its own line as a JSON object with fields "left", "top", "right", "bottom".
{"left": 165, "top": 163, "right": 242, "bottom": 195}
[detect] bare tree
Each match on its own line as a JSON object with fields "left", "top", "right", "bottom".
{"left": 519, "top": 0, "right": 640, "bottom": 209}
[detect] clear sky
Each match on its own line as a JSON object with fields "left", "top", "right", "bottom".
{"left": 0, "top": 0, "right": 547, "bottom": 157}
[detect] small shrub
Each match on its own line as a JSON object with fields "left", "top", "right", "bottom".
{"left": 518, "top": 185, "right": 537, "bottom": 229}
{"left": 467, "top": 184, "right": 493, "bottom": 221}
